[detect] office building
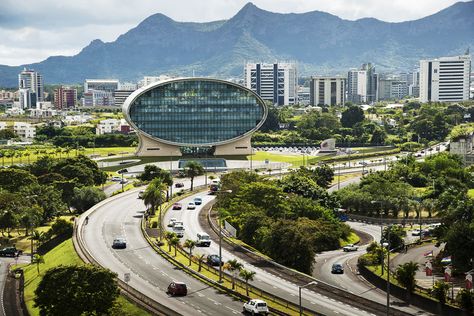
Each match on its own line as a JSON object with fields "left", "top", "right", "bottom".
{"left": 244, "top": 62, "right": 297, "bottom": 106}
{"left": 18, "top": 69, "right": 44, "bottom": 108}
{"left": 84, "top": 79, "right": 119, "bottom": 93}
{"left": 420, "top": 55, "right": 471, "bottom": 102}
{"left": 138, "top": 76, "right": 172, "bottom": 88}
{"left": 123, "top": 78, "right": 267, "bottom": 156}
{"left": 114, "top": 82, "right": 137, "bottom": 107}
{"left": 309, "top": 77, "right": 345, "bottom": 106}
{"left": 347, "top": 63, "right": 378, "bottom": 103}
{"left": 54, "top": 87, "right": 77, "bottom": 109}
{"left": 378, "top": 78, "right": 408, "bottom": 100}
{"left": 82, "top": 90, "right": 114, "bottom": 106}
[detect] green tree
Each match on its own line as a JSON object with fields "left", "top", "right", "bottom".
{"left": 170, "top": 236, "right": 180, "bottom": 257}
{"left": 431, "top": 281, "right": 449, "bottom": 304}
{"left": 0, "top": 168, "right": 38, "bottom": 192}
{"left": 183, "top": 239, "right": 196, "bottom": 266}
{"left": 0, "top": 211, "right": 18, "bottom": 236}
{"left": 224, "top": 259, "right": 243, "bottom": 290}
{"left": 456, "top": 289, "right": 474, "bottom": 313}
{"left": 239, "top": 269, "right": 256, "bottom": 296}
{"left": 0, "top": 128, "right": 17, "bottom": 140}
{"left": 394, "top": 261, "right": 419, "bottom": 301}
{"left": 137, "top": 165, "right": 173, "bottom": 185}
{"left": 184, "top": 161, "right": 204, "bottom": 191}
{"left": 32, "top": 254, "right": 45, "bottom": 274}
{"left": 142, "top": 178, "right": 167, "bottom": 240}
{"left": 70, "top": 186, "right": 106, "bottom": 213}
{"left": 164, "top": 231, "right": 177, "bottom": 252}
{"left": 34, "top": 265, "right": 120, "bottom": 316}
{"left": 29, "top": 230, "right": 44, "bottom": 256}
{"left": 341, "top": 106, "right": 365, "bottom": 128}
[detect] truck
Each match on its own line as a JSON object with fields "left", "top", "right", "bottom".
{"left": 0, "top": 247, "right": 22, "bottom": 257}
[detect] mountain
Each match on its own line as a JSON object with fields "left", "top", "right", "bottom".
{"left": 0, "top": 1, "right": 473, "bottom": 87}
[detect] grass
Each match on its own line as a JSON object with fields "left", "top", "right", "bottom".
{"left": 331, "top": 172, "right": 361, "bottom": 186}
{"left": 340, "top": 232, "right": 360, "bottom": 247}
{"left": 468, "top": 189, "right": 474, "bottom": 199}
{"left": 17, "top": 238, "right": 148, "bottom": 316}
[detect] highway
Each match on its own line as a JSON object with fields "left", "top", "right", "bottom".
{"left": 164, "top": 192, "right": 374, "bottom": 316}
{"left": 81, "top": 189, "right": 244, "bottom": 316}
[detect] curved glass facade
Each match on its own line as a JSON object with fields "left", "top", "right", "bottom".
{"left": 128, "top": 80, "right": 265, "bottom": 145}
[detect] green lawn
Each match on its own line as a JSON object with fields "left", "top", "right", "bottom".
{"left": 18, "top": 238, "right": 148, "bottom": 316}
{"left": 468, "top": 189, "right": 474, "bottom": 199}
{"left": 340, "top": 232, "right": 360, "bottom": 246}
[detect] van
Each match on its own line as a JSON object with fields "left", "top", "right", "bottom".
{"left": 196, "top": 232, "right": 211, "bottom": 247}
{"left": 173, "top": 224, "right": 185, "bottom": 238}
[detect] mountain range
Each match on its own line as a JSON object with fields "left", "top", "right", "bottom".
{"left": 0, "top": 1, "right": 473, "bottom": 87}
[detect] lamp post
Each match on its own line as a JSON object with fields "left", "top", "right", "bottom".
{"left": 371, "top": 200, "right": 384, "bottom": 274}
{"left": 299, "top": 281, "right": 318, "bottom": 315}
{"left": 383, "top": 225, "right": 391, "bottom": 316}
{"left": 218, "top": 189, "right": 232, "bottom": 283}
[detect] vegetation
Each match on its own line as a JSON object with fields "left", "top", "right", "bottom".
{"left": 394, "top": 262, "right": 419, "bottom": 301}
{"left": 184, "top": 161, "right": 204, "bottom": 191}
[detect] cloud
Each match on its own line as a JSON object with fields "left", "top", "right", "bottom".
{"left": 0, "top": 0, "right": 462, "bottom": 65}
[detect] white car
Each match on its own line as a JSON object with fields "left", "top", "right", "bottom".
{"left": 187, "top": 202, "right": 196, "bottom": 210}
{"left": 168, "top": 218, "right": 177, "bottom": 227}
{"left": 343, "top": 244, "right": 358, "bottom": 252}
{"left": 243, "top": 299, "right": 269, "bottom": 315}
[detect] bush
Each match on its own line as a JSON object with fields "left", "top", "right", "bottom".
{"left": 50, "top": 218, "right": 74, "bottom": 237}
{"left": 151, "top": 221, "right": 158, "bottom": 228}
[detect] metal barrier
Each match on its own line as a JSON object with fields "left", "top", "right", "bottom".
{"left": 347, "top": 214, "right": 441, "bottom": 225}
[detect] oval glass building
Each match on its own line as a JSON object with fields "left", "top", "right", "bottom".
{"left": 123, "top": 78, "right": 267, "bottom": 156}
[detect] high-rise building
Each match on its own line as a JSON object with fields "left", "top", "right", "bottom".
{"left": 18, "top": 68, "right": 44, "bottom": 108}
{"left": 84, "top": 79, "right": 119, "bottom": 107}
{"left": 244, "top": 62, "right": 297, "bottom": 106}
{"left": 347, "top": 63, "right": 378, "bottom": 103}
{"left": 378, "top": 78, "right": 408, "bottom": 100}
{"left": 54, "top": 86, "right": 77, "bottom": 109}
{"left": 309, "top": 77, "right": 345, "bottom": 106}
{"left": 420, "top": 55, "right": 471, "bottom": 102}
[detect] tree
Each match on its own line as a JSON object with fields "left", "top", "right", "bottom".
{"left": 0, "top": 168, "right": 38, "bottom": 192}
{"left": 70, "top": 186, "right": 106, "bottom": 213}
{"left": 32, "top": 254, "right": 45, "bottom": 274}
{"left": 0, "top": 128, "right": 17, "bottom": 140}
{"left": 394, "top": 261, "right": 419, "bottom": 301}
{"left": 341, "top": 106, "right": 365, "bottom": 128}
{"left": 164, "top": 231, "right": 177, "bottom": 252}
{"left": 183, "top": 239, "right": 196, "bottom": 266}
{"left": 224, "top": 259, "right": 243, "bottom": 290}
{"left": 142, "top": 178, "right": 167, "bottom": 240}
{"left": 28, "top": 230, "right": 44, "bottom": 256}
{"left": 34, "top": 265, "right": 120, "bottom": 316}
{"left": 137, "top": 165, "right": 173, "bottom": 185}
{"left": 239, "top": 269, "right": 256, "bottom": 296}
{"left": 184, "top": 161, "right": 204, "bottom": 191}
{"left": 456, "top": 289, "right": 474, "bottom": 313}
{"left": 170, "top": 236, "right": 180, "bottom": 257}
{"left": 197, "top": 254, "right": 205, "bottom": 272}
{"left": 431, "top": 281, "right": 449, "bottom": 304}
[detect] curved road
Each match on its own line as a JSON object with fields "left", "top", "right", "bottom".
{"left": 164, "top": 192, "right": 373, "bottom": 316}
{"left": 81, "top": 189, "right": 244, "bottom": 316}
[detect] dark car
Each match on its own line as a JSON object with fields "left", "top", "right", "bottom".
{"left": 331, "top": 263, "right": 344, "bottom": 274}
{"left": 0, "top": 247, "right": 21, "bottom": 257}
{"left": 166, "top": 281, "right": 187, "bottom": 296}
{"left": 207, "top": 254, "right": 223, "bottom": 266}
{"left": 175, "top": 182, "right": 184, "bottom": 188}
{"left": 172, "top": 203, "right": 182, "bottom": 210}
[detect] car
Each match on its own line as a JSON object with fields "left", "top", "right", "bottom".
{"left": 331, "top": 263, "right": 344, "bottom": 274}
{"left": 111, "top": 176, "right": 121, "bottom": 182}
{"left": 168, "top": 218, "right": 177, "bottom": 227}
{"left": 193, "top": 197, "right": 203, "bottom": 205}
{"left": 243, "top": 299, "right": 269, "bottom": 315}
{"left": 112, "top": 237, "right": 127, "bottom": 249}
{"left": 172, "top": 203, "right": 182, "bottom": 210}
{"left": 175, "top": 182, "right": 184, "bottom": 188}
{"left": 342, "top": 244, "right": 359, "bottom": 252}
{"left": 196, "top": 232, "right": 211, "bottom": 247}
{"left": 166, "top": 281, "right": 187, "bottom": 296}
{"left": 138, "top": 190, "right": 144, "bottom": 199}
{"left": 207, "top": 254, "right": 223, "bottom": 266}
{"left": 411, "top": 229, "right": 422, "bottom": 236}
{"left": 187, "top": 202, "right": 196, "bottom": 210}
{"left": 173, "top": 224, "right": 185, "bottom": 238}
{"left": 119, "top": 179, "right": 128, "bottom": 184}
{"left": 0, "top": 247, "right": 22, "bottom": 257}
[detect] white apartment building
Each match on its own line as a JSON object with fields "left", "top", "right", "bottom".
{"left": 309, "top": 77, "right": 345, "bottom": 106}
{"left": 18, "top": 68, "right": 44, "bottom": 105}
{"left": 347, "top": 69, "right": 367, "bottom": 103}
{"left": 13, "top": 122, "right": 36, "bottom": 139}
{"left": 244, "top": 62, "right": 297, "bottom": 106}
{"left": 96, "top": 119, "right": 130, "bottom": 135}
{"left": 420, "top": 55, "right": 471, "bottom": 102}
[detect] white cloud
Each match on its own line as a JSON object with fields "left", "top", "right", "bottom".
{"left": 0, "top": 0, "right": 463, "bottom": 65}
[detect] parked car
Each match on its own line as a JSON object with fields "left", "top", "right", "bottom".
{"left": 242, "top": 299, "right": 269, "bottom": 315}
{"left": 207, "top": 254, "right": 223, "bottom": 266}
{"left": 111, "top": 176, "right": 121, "bottom": 182}
{"left": 168, "top": 218, "right": 177, "bottom": 227}
{"left": 342, "top": 244, "right": 358, "bottom": 252}
{"left": 172, "top": 203, "right": 182, "bottom": 210}
{"left": 187, "top": 202, "right": 196, "bottom": 210}
{"left": 112, "top": 237, "right": 127, "bottom": 249}
{"left": 0, "top": 247, "right": 22, "bottom": 257}
{"left": 166, "top": 281, "right": 187, "bottom": 296}
{"left": 175, "top": 182, "right": 184, "bottom": 188}
{"left": 331, "top": 263, "right": 344, "bottom": 274}
{"left": 193, "top": 197, "right": 203, "bottom": 205}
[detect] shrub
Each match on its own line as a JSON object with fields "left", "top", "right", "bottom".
{"left": 151, "top": 221, "right": 158, "bottom": 228}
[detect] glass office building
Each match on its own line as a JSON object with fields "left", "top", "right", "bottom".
{"left": 123, "top": 78, "right": 267, "bottom": 156}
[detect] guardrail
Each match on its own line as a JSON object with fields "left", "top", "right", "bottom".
{"left": 206, "top": 206, "right": 414, "bottom": 316}
{"left": 73, "top": 188, "right": 182, "bottom": 316}
{"left": 347, "top": 214, "right": 441, "bottom": 225}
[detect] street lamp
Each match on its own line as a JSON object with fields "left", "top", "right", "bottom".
{"left": 383, "top": 225, "right": 392, "bottom": 316}
{"left": 299, "top": 281, "right": 318, "bottom": 315}
{"left": 217, "top": 189, "right": 232, "bottom": 283}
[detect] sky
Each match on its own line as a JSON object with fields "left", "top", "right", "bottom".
{"left": 0, "top": 0, "right": 463, "bottom": 66}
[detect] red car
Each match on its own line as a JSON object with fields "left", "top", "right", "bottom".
{"left": 166, "top": 282, "right": 187, "bottom": 296}
{"left": 172, "top": 203, "right": 182, "bottom": 210}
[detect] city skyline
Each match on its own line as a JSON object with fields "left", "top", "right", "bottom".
{"left": 0, "top": 0, "right": 466, "bottom": 66}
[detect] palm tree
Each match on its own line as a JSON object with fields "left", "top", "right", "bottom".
{"left": 394, "top": 261, "right": 419, "bottom": 301}
{"left": 164, "top": 231, "right": 176, "bottom": 252}
{"left": 224, "top": 259, "right": 243, "bottom": 290}
{"left": 183, "top": 239, "right": 196, "bottom": 266}
{"left": 184, "top": 161, "right": 204, "bottom": 191}
{"left": 28, "top": 230, "right": 44, "bottom": 255}
{"left": 239, "top": 269, "right": 256, "bottom": 296}
{"left": 169, "top": 236, "right": 180, "bottom": 257}
{"left": 142, "top": 178, "right": 167, "bottom": 241}
{"left": 32, "top": 254, "right": 45, "bottom": 274}
{"left": 197, "top": 254, "right": 205, "bottom": 272}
